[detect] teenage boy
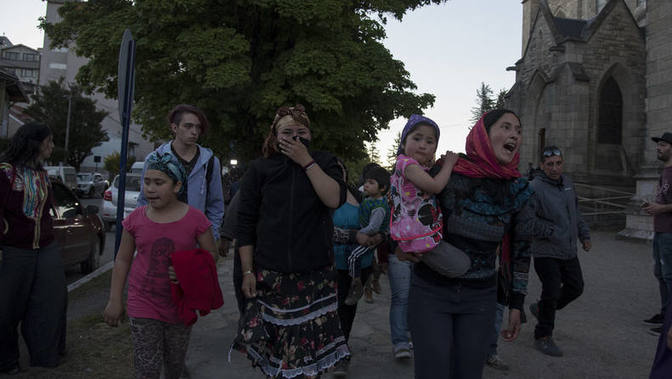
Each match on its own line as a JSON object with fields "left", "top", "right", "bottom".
{"left": 138, "top": 104, "right": 225, "bottom": 244}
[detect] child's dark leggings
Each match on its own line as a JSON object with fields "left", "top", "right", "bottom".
{"left": 129, "top": 317, "right": 192, "bottom": 379}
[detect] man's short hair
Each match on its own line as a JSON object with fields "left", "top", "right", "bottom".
{"left": 167, "top": 104, "right": 209, "bottom": 135}
{"left": 541, "top": 145, "right": 562, "bottom": 162}
{"left": 364, "top": 166, "right": 391, "bottom": 195}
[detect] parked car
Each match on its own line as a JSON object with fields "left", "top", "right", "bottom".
{"left": 76, "top": 172, "right": 109, "bottom": 198}
{"left": 50, "top": 178, "right": 106, "bottom": 274}
{"left": 102, "top": 173, "right": 142, "bottom": 231}
{"left": 130, "top": 161, "right": 145, "bottom": 174}
{"left": 45, "top": 165, "right": 77, "bottom": 191}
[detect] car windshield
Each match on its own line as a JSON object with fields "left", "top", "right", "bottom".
{"left": 114, "top": 174, "right": 142, "bottom": 191}
{"left": 77, "top": 173, "right": 92, "bottom": 182}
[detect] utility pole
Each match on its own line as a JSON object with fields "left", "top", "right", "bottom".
{"left": 65, "top": 92, "right": 72, "bottom": 161}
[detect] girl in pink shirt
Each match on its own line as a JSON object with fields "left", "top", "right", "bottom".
{"left": 103, "top": 151, "right": 216, "bottom": 379}
{"left": 389, "top": 114, "right": 470, "bottom": 277}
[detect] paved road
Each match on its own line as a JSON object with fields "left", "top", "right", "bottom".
{"left": 185, "top": 231, "right": 660, "bottom": 379}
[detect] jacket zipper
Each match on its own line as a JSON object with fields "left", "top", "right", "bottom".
{"left": 287, "top": 163, "right": 295, "bottom": 271}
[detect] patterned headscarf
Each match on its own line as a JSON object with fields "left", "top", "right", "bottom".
{"left": 452, "top": 112, "right": 521, "bottom": 180}
{"left": 397, "top": 114, "right": 441, "bottom": 155}
{"left": 145, "top": 151, "right": 187, "bottom": 195}
{"left": 270, "top": 104, "right": 310, "bottom": 131}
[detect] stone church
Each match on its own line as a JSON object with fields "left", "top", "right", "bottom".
{"left": 506, "top": 0, "right": 672, "bottom": 237}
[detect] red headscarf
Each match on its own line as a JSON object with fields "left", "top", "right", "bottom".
{"left": 452, "top": 113, "right": 521, "bottom": 180}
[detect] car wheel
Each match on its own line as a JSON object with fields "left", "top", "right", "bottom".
{"left": 81, "top": 243, "right": 100, "bottom": 274}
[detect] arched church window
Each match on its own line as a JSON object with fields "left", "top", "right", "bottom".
{"left": 597, "top": 77, "right": 623, "bottom": 145}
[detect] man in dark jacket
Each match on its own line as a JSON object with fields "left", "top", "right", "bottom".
{"left": 528, "top": 145, "right": 591, "bottom": 357}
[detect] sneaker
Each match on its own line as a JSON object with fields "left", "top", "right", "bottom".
{"left": 345, "top": 278, "right": 364, "bottom": 306}
{"left": 332, "top": 359, "right": 349, "bottom": 377}
{"left": 394, "top": 343, "right": 412, "bottom": 360}
{"left": 486, "top": 354, "right": 510, "bottom": 371}
{"left": 650, "top": 326, "right": 663, "bottom": 336}
{"left": 534, "top": 336, "right": 563, "bottom": 357}
{"left": 364, "top": 285, "right": 374, "bottom": 303}
{"left": 529, "top": 302, "right": 539, "bottom": 321}
{"left": 644, "top": 313, "right": 665, "bottom": 325}
{"left": 371, "top": 277, "right": 382, "bottom": 294}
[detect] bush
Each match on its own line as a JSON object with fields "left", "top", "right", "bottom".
{"left": 104, "top": 152, "right": 135, "bottom": 179}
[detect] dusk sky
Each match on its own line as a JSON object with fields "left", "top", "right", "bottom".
{"left": 0, "top": 0, "right": 522, "bottom": 163}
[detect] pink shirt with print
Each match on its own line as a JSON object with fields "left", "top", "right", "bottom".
{"left": 389, "top": 154, "right": 443, "bottom": 253}
{"left": 123, "top": 205, "right": 211, "bottom": 324}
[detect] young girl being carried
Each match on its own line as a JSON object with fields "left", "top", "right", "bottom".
{"left": 389, "top": 114, "right": 470, "bottom": 277}
{"left": 103, "top": 151, "right": 217, "bottom": 379}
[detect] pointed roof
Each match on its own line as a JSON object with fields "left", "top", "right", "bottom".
{"left": 0, "top": 68, "right": 28, "bottom": 102}
{"left": 520, "top": 0, "right": 643, "bottom": 63}
{"left": 545, "top": 0, "right": 642, "bottom": 43}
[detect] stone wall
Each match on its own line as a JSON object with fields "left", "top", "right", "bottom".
{"left": 510, "top": 0, "right": 645, "bottom": 178}
{"left": 645, "top": 0, "right": 672, "bottom": 169}
{"left": 580, "top": 1, "right": 646, "bottom": 174}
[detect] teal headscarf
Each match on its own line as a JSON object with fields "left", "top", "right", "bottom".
{"left": 145, "top": 151, "right": 186, "bottom": 195}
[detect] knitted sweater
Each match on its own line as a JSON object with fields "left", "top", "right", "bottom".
{"left": 414, "top": 174, "right": 535, "bottom": 310}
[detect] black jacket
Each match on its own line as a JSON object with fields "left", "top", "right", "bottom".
{"left": 235, "top": 151, "right": 346, "bottom": 273}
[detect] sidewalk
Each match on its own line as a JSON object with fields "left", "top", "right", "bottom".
{"left": 186, "top": 231, "right": 660, "bottom": 378}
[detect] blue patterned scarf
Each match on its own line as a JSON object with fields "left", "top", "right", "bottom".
{"left": 145, "top": 151, "right": 186, "bottom": 195}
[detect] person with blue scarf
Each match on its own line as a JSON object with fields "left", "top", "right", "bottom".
{"left": 104, "top": 151, "right": 217, "bottom": 379}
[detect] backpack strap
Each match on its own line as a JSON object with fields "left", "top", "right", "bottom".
{"left": 205, "top": 154, "right": 215, "bottom": 187}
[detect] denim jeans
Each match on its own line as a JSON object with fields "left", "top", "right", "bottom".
{"left": 653, "top": 232, "right": 672, "bottom": 313}
{"left": 488, "top": 302, "right": 506, "bottom": 357}
{"left": 387, "top": 254, "right": 412, "bottom": 346}
{"left": 408, "top": 272, "right": 496, "bottom": 379}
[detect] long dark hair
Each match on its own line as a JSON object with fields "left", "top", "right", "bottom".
{"left": 336, "top": 157, "right": 362, "bottom": 203}
{"left": 0, "top": 122, "right": 52, "bottom": 169}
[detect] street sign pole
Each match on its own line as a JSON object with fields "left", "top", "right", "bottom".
{"left": 114, "top": 29, "right": 136, "bottom": 255}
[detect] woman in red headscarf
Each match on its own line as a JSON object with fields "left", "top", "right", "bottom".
{"left": 397, "top": 110, "right": 535, "bottom": 379}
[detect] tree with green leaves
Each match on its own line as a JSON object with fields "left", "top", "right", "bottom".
{"left": 495, "top": 88, "right": 508, "bottom": 109}
{"left": 42, "top": 0, "right": 443, "bottom": 163}
{"left": 470, "top": 82, "right": 495, "bottom": 123}
{"left": 24, "top": 79, "right": 109, "bottom": 171}
{"left": 367, "top": 142, "right": 381, "bottom": 165}
{"left": 386, "top": 131, "right": 402, "bottom": 170}
{"left": 104, "top": 151, "right": 136, "bottom": 180}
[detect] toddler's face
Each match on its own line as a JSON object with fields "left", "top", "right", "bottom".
{"left": 403, "top": 124, "right": 438, "bottom": 166}
{"left": 363, "top": 178, "right": 383, "bottom": 197}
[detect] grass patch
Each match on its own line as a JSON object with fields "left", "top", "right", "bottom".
{"left": 15, "top": 312, "right": 134, "bottom": 378}
{"left": 68, "top": 269, "right": 113, "bottom": 302}
{"left": 13, "top": 269, "right": 135, "bottom": 378}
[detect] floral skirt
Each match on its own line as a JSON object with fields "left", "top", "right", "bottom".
{"left": 233, "top": 267, "right": 350, "bottom": 378}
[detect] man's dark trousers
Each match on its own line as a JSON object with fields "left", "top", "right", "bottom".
{"left": 533, "top": 256, "right": 584, "bottom": 339}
